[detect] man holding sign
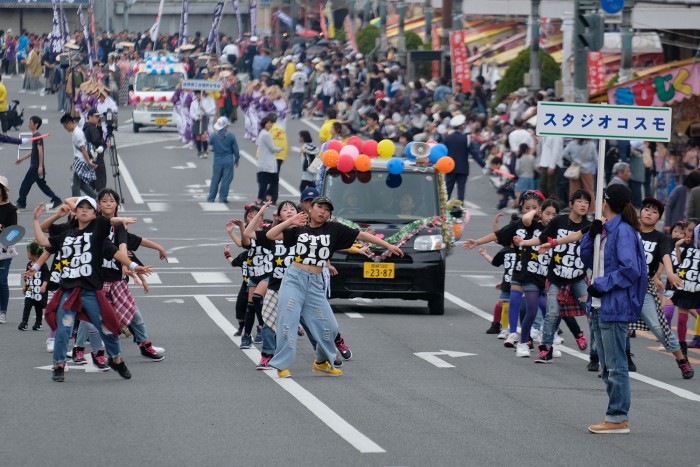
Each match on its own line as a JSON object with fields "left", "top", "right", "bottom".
{"left": 15, "top": 116, "right": 62, "bottom": 210}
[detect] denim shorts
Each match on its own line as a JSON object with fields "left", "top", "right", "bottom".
{"left": 247, "top": 276, "right": 270, "bottom": 288}
{"left": 499, "top": 290, "right": 510, "bottom": 301}
{"left": 510, "top": 280, "right": 543, "bottom": 293}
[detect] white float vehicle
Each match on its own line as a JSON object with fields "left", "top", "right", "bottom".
{"left": 130, "top": 51, "right": 187, "bottom": 133}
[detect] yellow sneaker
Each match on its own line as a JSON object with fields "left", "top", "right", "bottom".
{"left": 312, "top": 360, "right": 343, "bottom": 376}
{"left": 277, "top": 368, "right": 291, "bottom": 378}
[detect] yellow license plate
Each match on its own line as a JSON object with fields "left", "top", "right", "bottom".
{"left": 154, "top": 118, "right": 169, "bottom": 125}
{"left": 363, "top": 262, "right": 395, "bottom": 279}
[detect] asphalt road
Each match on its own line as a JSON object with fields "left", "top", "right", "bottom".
{"left": 0, "top": 75, "right": 698, "bottom": 467}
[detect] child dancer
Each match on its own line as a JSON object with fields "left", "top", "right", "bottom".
{"left": 479, "top": 244, "right": 517, "bottom": 335}
{"left": 19, "top": 241, "right": 49, "bottom": 331}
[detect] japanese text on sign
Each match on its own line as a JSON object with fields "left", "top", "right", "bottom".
{"left": 449, "top": 31, "right": 471, "bottom": 93}
{"left": 182, "top": 80, "right": 223, "bottom": 91}
{"left": 535, "top": 102, "right": 672, "bottom": 142}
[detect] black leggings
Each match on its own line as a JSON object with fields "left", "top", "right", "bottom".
{"left": 257, "top": 172, "right": 279, "bottom": 204}
{"left": 21, "top": 298, "right": 44, "bottom": 325}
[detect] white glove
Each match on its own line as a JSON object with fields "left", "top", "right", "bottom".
{"left": 21, "top": 138, "right": 28, "bottom": 145}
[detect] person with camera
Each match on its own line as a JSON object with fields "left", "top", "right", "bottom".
{"left": 61, "top": 113, "right": 97, "bottom": 198}
{"left": 15, "top": 116, "right": 62, "bottom": 210}
{"left": 83, "top": 108, "right": 108, "bottom": 192}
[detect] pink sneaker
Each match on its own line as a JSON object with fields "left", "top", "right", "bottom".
{"left": 334, "top": 335, "right": 352, "bottom": 360}
{"left": 91, "top": 349, "right": 110, "bottom": 372}
{"left": 575, "top": 332, "right": 588, "bottom": 351}
{"left": 256, "top": 354, "right": 272, "bottom": 370}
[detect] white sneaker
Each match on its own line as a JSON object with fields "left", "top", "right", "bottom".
{"left": 0, "top": 312, "right": 6, "bottom": 324}
{"left": 497, "top": 329, "right": 509, "bottom": 339}
{"left": 46, "top": 338, "right": 55, "bottom": 353}
{"left": 515, "top": 343, "right": 531, "bottom": 357}
{"left": 152, "top": 345, "right": 165, "bottom": 354}
{"left": 554, "top": 334, "right": 564, "bottom": 345}
{"left": 530, "top": 329, "right": 543, "bottom": 343}
{"left": 552, "top": 346, "right": 562, "bottom": 358}
{"left": 504, "top": 332, "right": 519, "bottom": 348}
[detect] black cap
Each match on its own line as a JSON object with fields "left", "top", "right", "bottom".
{"left": 642, "top": 196, "right": 665, "bottom": 217}
{"left": 311, "top": 196, "right": 334, "bottom": 211}
{"left": 603, "top": 184, "right": 632, "bottom": 213}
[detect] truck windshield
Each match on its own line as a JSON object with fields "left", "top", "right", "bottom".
{"left": 135, "top": 72, "right": 185, "bottom": 92}
{"left": 324, "top": 169, "right": 439, "bottom": 223}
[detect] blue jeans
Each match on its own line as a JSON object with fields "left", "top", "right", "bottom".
{"left": 590, "top": 308, "right": 630, "bottom": 423}
{"left": 75, "top": 320, "right": 104, "bottom": 352}
{"left": 291, "top": 92, "right": 304, "bottom": 117}
{"left": 0, "top": 258, "right": 11, "bottom": 312}
{"left": 639, "top": 291, "right": 680, "bottom": 353}
{"left": 129, "top": 309, "right": 149, "bottom": 343}
{"left": 269, "top": 265, "right": 339, "bottom": 370}
{"left": 544, "top": 280, "right": 588, "bottom": 346}
{"left": 208, "top": 162, "right": 234, "bottom": 202}
{"left": 16, "top": 168, "right": 62, "bottom": 207}
{"left": 53, "top": 289, "right": 121, "bottom": 364}
{"left": 261, "top": 324, "right": 276, "bottom": 355}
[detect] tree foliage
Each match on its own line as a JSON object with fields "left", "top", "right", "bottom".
{"left": 356, "top": 25, "right": 380, "bottom": 55}
{"left": 496, "top": 49, "right": 561, "bottom": 102}
{"left": 405, "top": 31, "right": 423, "bottom": 51}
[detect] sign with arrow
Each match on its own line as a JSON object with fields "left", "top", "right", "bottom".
{"left": 36, "top": 362, "right": 103, "bottom": 374}
{"left": 414, "top": 350, "right": 477, "bottom": 368}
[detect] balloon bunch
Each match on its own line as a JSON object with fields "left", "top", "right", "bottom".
{"left": 321, "top": 137, "right": 456, "bottom": 175}
{"left": 145, "top": 55, "right": 175, "bottom": 75}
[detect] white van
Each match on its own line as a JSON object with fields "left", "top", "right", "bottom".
{"left": 130, "top": 52, "right": 187, "bottom": 133}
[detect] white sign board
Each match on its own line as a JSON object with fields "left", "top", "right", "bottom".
{"left": 182, "top": 80, "right": 222, "bottom": 91}
{"left": 536, "top": 101, "right": 672, "bottom": 142}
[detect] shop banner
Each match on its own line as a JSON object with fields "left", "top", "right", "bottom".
{"left": 608, "top": 62, "right": 700, "bottom": 107}
{"left": 50, "top": 0, "right": 62, "bottom": 56}
{"left": 588, "top": 52, "right": 606, "bottom": 95}
{"left": 432, "top": 25, "right": 440, "bottom": 79}
{"left": 450, "top": 30, "right": 471, "bottom": 93}
{"left": 344, "top": 16, "right": 358, "bottom": 53}
{"left": 536, "top": 101, "right": 672, "bottom": 142}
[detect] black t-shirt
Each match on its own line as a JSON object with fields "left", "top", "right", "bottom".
{"left": 30, "top": 131, "right": 42, "bottom": 168}
{"left": 0, "top": 203, "right": 18, "bottom": 230}
{"left": 499, "top": 220, "right": 549, "bottom": 287}
{"left": 539, "top": 214, "right": 591, "bottom": 285}
{"left": 491, "top": 247, "right": 517, "bottom": 293}
{"left": 46, "top": 221, "right": 75, "bottom": 291}
{"left": 256, "top": 229, "right": 296, "bottom": 291}
{"left": 676, "top": 246, "right": 700, "bottom": 293}
{"left": 24, "top": 260, "right": 49, "bottom": 304}
{"left": 640, "top": 229, "right": 670, "bottom": 278}
{"left": 282, "top": 221, "right": 359, "bottom": 267}
{"left": 247, "top": 235, "right": 274, "bottom": 281}
{"left": 101, "top": 225, "right": 129, "bottom": 282}
{"left": 48, "top": 216, "right": 121, "bottom": 291}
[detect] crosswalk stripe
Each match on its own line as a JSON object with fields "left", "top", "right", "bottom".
{"left": 199, "top": 202, "right": 230, "bottom": 211}
{"left": 191, "top": 272, "right": 232, "bottom": 284}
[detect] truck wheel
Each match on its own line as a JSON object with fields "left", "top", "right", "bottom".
{"left": 428, "top": 295, "right": 444, "bottom": 315}
{"left": 132, "top": 122, "right": 141, "bottom": 133}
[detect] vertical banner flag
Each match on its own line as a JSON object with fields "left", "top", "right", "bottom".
{"left": 250, "top": 0, "right": 257, "bottom": 36}
{"left": 60, "top": 0, "right": 70, "bottom": 45}
{"left": 343, "top": 16, "right": 358, "bottom": 53}
{"left": 77, "top": 6, "right": 93, "bottom": 68}
{"left": 588, "top": 51, "right": 606, "bottom": 95}
{"left": 432, "top": 24, "right": 440, "bottom": 79}
{"left": 89, "top": 0, "right": 97, "bottom": 64}
{"left": 50, "top": 0, "right": 63, "bottom": 56}
{"left": 450, "top": 30, "right": 471, "bottom": 93}
{"left": 150, "top": 0, "right": 166, "bottom": 44}
{"left": 179, "top": 0, "right": 189, "bottom": 46}
{"left": 232, "top": 0, "right": 243, "bottom": 41}
{"left": 206, "top": 2, "right": 225, "bottom": 53}
{"left": 319, "top": 3, "right": 328, "bottom": 37}
{"left": 323, "top": 1, "right": 335, "bottom": 38}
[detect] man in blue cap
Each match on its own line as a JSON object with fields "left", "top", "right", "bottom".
{"left": 300, "top": 187, "right": 319, "bottom": 213}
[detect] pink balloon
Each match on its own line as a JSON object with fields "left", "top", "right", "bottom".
{"left": 336, "top": 154, "right": 355, "bottom": 173}
{"left": 339, "top": 145, "right": 360, "bottom": 158}
{"left": 327, "top": 140, "right": 344, "bottom": 153}
{"left": 463, "top": 209, "right": 471, "bottom": 226}
{"left": 426, "top": 140, "right": 438, "bottom": 147}
{"left": 347, "top": 136, "right": 363, "bottom": 151}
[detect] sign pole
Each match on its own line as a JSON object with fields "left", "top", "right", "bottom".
{"left": 592, "top": 136, "right": 606, "bottom": 278}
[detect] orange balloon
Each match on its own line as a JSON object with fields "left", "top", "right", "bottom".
{"left": 355, "top": 154, "right": 372, "bottom": 172}
{"left": 322, "top": 149, "right": 340, "bottom": 168}
{"left": 434, "top": 156, "right": 455, "bottom": 173}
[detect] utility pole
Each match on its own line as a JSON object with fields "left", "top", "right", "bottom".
{"left": 442, "top": 0, "right": 452, "bottom": 49}
{"left": 397, "top": 0, "right": 406, "bottom": 66}
{"left": 561, "top": 11, "right": 574, "bottom": 102}
{"left": 379, "top": 1, "right": 388, "bottom": 55}
{"left": 528, "top": 0, "right": 541, "bottom": 92}
{"left": 425, "top": 0, "right": 433, "bottom": 47}
{"left": 619, "top": 0, "right": 634, "bottom": 83}
{"left": 573, "top": 0, "right": 603, "bottom": 103}
{"left": 291, "top": 0, "right": 296, "bottom": 38}
{"left": 363, "top": 0, "right": 370, "bottom": 27}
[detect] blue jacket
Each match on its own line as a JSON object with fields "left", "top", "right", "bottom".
{"left": 209, "top": 129, "right": 240, "bottom": 165}
{"left": 580, "top": 214, "right": 647, "bottom": 322}
{"left": 442, "top": 132, "right": 484, "bottom": 175}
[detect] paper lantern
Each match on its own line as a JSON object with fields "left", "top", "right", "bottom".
{"left": 429, "top": 144, "right": 448, "bottom": 163}
{"left": 377, "top": 139, "right": 395, "bottom": 159}
{"left": 327, "top": 140, "right": 344, "bottom": 153}
{"left": 355, "top": 154, "right": 371, "bottom": 172}
{"left": 362, "top": 139, "right": 378, "bottom": 158}
{"left": 322, "top": 149, "right": 340, "bottom": 168}
{"left": 387, "top": 157, "right": 405, "bottom": 175}
{"left": 339, "top": 145, "right": 359, "bottom": 158}
{"left": 337, "top": 154, "right": 355, "bottom": 173}
{"left": 347, "top": 136, "right": 363, "bottom": 151}
{"left": 434, "top": 156, "right": 455, "bottom": 173}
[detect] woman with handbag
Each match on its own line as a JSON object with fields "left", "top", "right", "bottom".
{"left": 563, "top": 139, "right": 597, "bottom": 212}
{"left": 0, "top": 176, "right": 18, "bottom": 324}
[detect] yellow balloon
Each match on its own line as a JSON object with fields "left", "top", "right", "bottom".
{"left": 377, "top": 139, "right": 395, "bottom": 159}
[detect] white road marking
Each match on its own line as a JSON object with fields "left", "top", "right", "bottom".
{"left": 444, "top": 292, "right": 700, "bottom": 402}
{"left": 191, "top": 272, "right": 231, "bottom": 284}
{"left": 9, "top": 274, "right": 21, "bottom": 287}
{"left": 147, "top": 202, "right": 170, "bottom": 211}
{"left": 143, "top": 217, "right": 153, "bottom": 224}
{"left": 167, "top": 257, "right": 180, "bottom": 264}
{"left": 163, "top": 298, "right": 185, "bottom": 304}
{"left": 344, "top": 312, "right": 364, "bottom": 319}
{"left": 239, "top": 150, "right": 300, "bottom": 197}
{"left": 172, "top": 162, "right": 197, "bottom": 169}
{"left": 414, "top": 350, "right": 477, "bottom": 368}
{"left": 199, "top": 202, "right": 230, "bottom": 211}
{"left": 194, "top": 295, "right": 386, "bottom": 454}
{"left": 143, "top": 273, "right": 162, "bottom": 284}
{"left": 460, "top": 274, "right": 500, "bottom": 287}
{"left": 117, "top": 154, "right": 145, "bottom": 204}
{"left": 462, "top": 200, "right": 487, "bottom": 217}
